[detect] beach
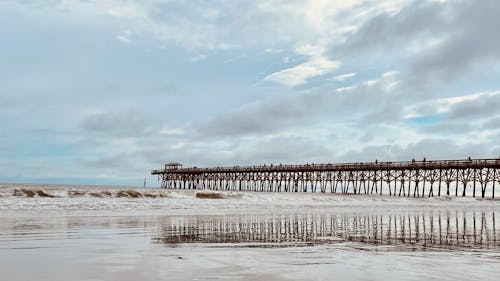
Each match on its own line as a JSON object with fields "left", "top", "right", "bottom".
{"left": 1, "top": 183, "right": 499, "bottom": 281}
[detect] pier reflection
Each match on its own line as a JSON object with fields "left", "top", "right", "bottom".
{"left": 153, "top": 211, "right": 499, "bottom": 249}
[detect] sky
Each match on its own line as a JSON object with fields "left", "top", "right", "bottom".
{"left": 1, "top": 0, "right": 500, "bottom": 186}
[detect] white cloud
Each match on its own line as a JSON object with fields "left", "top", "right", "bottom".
{"left": 264, "top": 57, "right": 341, "bottom": 87}
{"left": 383, "top": 80, "right": 401, "bottom": 92}
{"left": 380, "top": 71, "right": 401, "bottom": 92}
{"left": 189, "top": 53, "right": 207, "bottom": 62}
{"left": 116, "top": 35, "right": 131, "bottom": 44}
{"left": 382, "top": 71, "right": 399, "bottom": 78}
{"left": 334, "top": 72, "right": 356, "bottom": 81}
{"left": 264, "top": 48, "right": 283, "bottom": 54}
{"left": 106, "top": 5, "right": 146, "bottom": 19}
{"left": 159, "top": 128, "right": 185, "bottom": 136}
{"left": 336, "top": 86, "right": 357, "bottom": 92}
{"left": 46, "top": 0, "right": 411, "bottom": 53}
{"left": 362, "top": 79, "right": 378, "bottom": 87}
{"left": 294, "top": 44, "right": 325, "bottom": 57}
{"left": 171, "top": 140, "right": 191, "bottom": 149}
{"left": 436, "top": 91, "right": 500, "bottom": 114}
{"left": 442, "top": 92, "right": 487, "bottom": 106}
{"left": 116, "top": 29, "right": 133, "bottom": 44}
{"left": 403, "top": 91, "right": 500, "bottom": 118}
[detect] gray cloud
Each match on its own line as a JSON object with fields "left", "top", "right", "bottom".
{"left": 409, "top": 0, "right": 500, "bottom": 81}
{"left": 415, "top": 93, "right": 500, "bottom": 135}
{"left": 339, "top": 139, "right": 499, "bottom": 163}
{"left": 421, "top": 121, "right": 476, "bottom": 135}
{"left": 81, "top": 153, "right": 135, "bottom": 170}
{"left": 483, "top": 117, "right": 500, "bottom": 130}
{"left": 238, "top": 136, "right": 333, "bottom": 165}
{"left": 343, "top": 1, "right": 448, "bottom": 52}
{"left": 80, "top": 110, "right": 152, "bottom": 138}
{"left": 448, "top": 94, "right": 500, "bottom": 120}
{"left": 139, "top": 135, "right": 333, "bottom": 168}
{"left": 197, "top": 70, "right": 403, "bottom": 138}
{"left": 338, "top": 0, "right": 500, "bottom": 95}
{"left": 196, "top": 91, "right": 332, "bottom": 137}
{"left": 359, "top": 103, "right": 403, "bottom": 125}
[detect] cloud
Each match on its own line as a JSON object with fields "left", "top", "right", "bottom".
{"left": 447, "top": 92, "right": 500, "bottom": 120}
{"left": 189, "top": 53, "right": 207, "bottom": 62}
{"left": 338, "top": 138, "right": 500, "bottom": 163}
{"left": 199, "top": 70, "right": 402, "bottom": 138}
{"left": 342, "top": 1, "right": 447, "bottom": 52}
{"left": 405, "top": 91, "right": 500, "bottom": 120}
{"left": 116, "top": 35, "right": 131, "bottom": 44}
{"left": 401, "top": 91, "right": 500, "bottom": 136}
{"left": 408, "top": 1, "right": 500, "bottom": 80}
{"left": 483, "top": 117, "right": 500, "bottom": 132}
{"left": 237, "top": 136, "right": 333, "bottom": 165}
{"left": 79, "top": 110, "right": 152, "bottom": 138}
{"left": 116, "top": 29, "right": 133, "bottom": 44}
{"left": 329, "top": 71, "right": 404, "bottom": 125}
{"left": 196, "top": 97, "right": 315, "bottom": 137}
{"left": 339, "top": 0, "right": 500, "bottom": 94}
{"left": 333, "top": 72, "right": 356, "bottom": 82}
{"left": 264, "top": 57, "right": 340, "bottom": 87}
{"left": 16, "top": 0, "right": 408, "bottom": 54}
{"left": 159, "top": 127, "right": 185, "bottom": 136}
{"left": 264, "top": 48, "right": 283, "bottom": 54}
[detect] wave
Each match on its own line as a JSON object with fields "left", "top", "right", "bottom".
{"left": 4, "top": 187, "right": 175, "bottom": 199}
{"left": 0, "top": 186, "right": 244, "bottom": 200}
{"left": 13, "top": 188, "right": 56, "bottom": 198}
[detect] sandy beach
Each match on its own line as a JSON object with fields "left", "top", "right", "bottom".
{"left": 1, "top": 183, "right": 499, "bottom": 281}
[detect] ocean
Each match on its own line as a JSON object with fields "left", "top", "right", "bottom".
{"left": 1, "top": 183, "right": 499, "bottom": 281}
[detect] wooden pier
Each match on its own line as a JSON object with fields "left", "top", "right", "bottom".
{"left": 151, "top": 158, "right": 500, "bottom": 198}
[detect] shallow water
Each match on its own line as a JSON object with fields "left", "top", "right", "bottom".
{"left": 1, "top": 184, "right": 500, "bottom": 281}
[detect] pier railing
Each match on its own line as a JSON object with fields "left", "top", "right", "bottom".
{"left": 152, "top": 158, "right": 500, "bottom": 174}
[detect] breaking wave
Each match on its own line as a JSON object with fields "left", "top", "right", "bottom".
{"left": 4, "top": 187, "right": 177, "bottom": 199}
{"left": 0, "top": 184, "right": 246, "bottom": 200}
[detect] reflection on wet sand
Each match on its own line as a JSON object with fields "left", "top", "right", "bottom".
{"left": 153, "top": 211, "right": 499, "bottom": 249}
{"left": 0, "top": 216, "right": 153, "bottom": 248}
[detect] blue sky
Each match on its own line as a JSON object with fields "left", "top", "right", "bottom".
{"left": 1, "top": 0, "right": 500, "bottom": 186}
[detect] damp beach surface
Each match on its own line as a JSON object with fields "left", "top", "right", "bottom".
{"left": 1, "top": 184, "right": 500, "bottom": 281}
